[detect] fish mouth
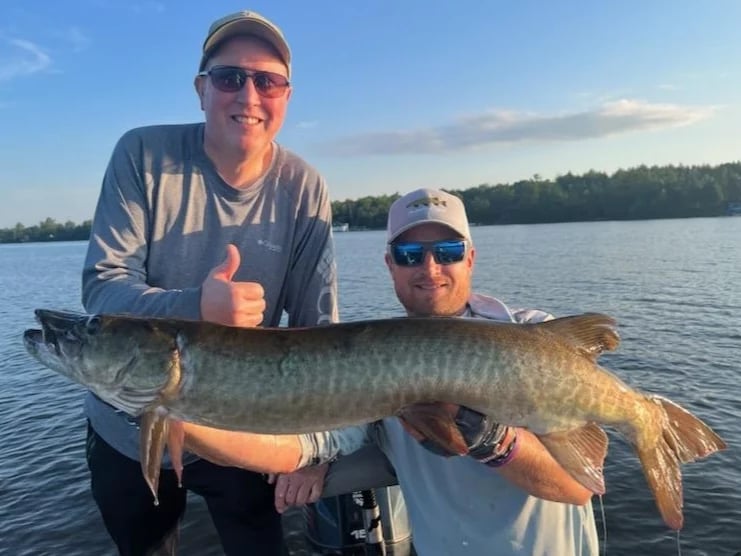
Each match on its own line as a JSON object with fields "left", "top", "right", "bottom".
{"left": 24, "top": 309, "right": 91, "bottom": 358}
{"left": 23, "top": 328, "right": 45, "bottom": 353}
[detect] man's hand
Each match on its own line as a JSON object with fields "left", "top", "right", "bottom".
{"left": 269, "top": 463, "right": 330, "bottom": 513}
{"left": 402, "top": 404, "right": 595, "bottom": 504}
{"left": 200, "top": 244, "right": 266, "bottom": 327}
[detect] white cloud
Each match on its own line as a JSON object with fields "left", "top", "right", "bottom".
{"left": 296, "top": 120, "right": 318, "bottom": 129}
{"left": 0, "top": 37, "right": 52, "bottom": 81}
{"left": 318, "top": 99, "right": 715, "bottom": 156}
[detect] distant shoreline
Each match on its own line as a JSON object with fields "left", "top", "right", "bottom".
{"left": 4, "top": 160, "right": 740, "bottom": 243}
{"left": 2, "top": 213, "right": 738, "bottom": 246}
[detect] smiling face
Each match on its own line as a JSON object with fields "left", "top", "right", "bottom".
{"left": 195, "top": 35, "right": 291, "bottom": 166}
{"left": 385, "top": 223, "right": 475, "bottom": 317}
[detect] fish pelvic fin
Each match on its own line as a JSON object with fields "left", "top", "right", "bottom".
{"left": 139, "top": 409, "right": 170, "bottom": 506}
{"left": 536, "top": 313, "right": 620, "bottom": 359}
{"left": 634, "top": 396, "right": 727, "bottom": 531}
{"left": 397, "top": 403, "right": 469, "bottom": 456}
{"left": 167, "top": 420, "right": 185, "bottom": 488}
{"left": 538, "top": 423, "right": 609, "bottom": 495}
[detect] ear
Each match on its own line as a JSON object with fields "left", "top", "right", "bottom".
{"left": 194, "top": 76, "right": 206, "bottom": 111}
{"left": 466, "top": 246, "right": 476, "bottom": 270}
{"left": 384, "top": 252, "right": 394, "bottom": 273}
{"left": 285, "top": 86, "right": 292, "bottom": 102}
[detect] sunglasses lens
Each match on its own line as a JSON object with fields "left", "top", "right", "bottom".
{"left": 390, "top": 240, "right": 467, "bottom": 266}
{"left": 210, "top": 67, "right": 245, "bottom": 92}
{"left": 391, "top": 243, "right": 425, "bottom": 266}
{"left": 251, "top": 72, "right": 280, "bottom": 96}
{"left": 434, "top": 241, "right": 466, "bottom": 264}
{"left": 205, "top": 67, "right": 289, "bottom": 97}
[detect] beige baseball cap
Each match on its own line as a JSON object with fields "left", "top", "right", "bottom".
{"left": 387, "top": 188, "right": 471, "bottom": 243}
{"left": 199, "top": 11, "right": 291, "bottom": 76}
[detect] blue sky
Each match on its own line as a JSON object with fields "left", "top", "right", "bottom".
{"left": 1, "top": 1, "right": 739, "bottom": 227}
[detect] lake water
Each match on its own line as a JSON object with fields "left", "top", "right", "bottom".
{"left": 1, "top": 217, "right": 739, "bottom": 555}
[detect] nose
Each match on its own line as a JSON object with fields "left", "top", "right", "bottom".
{"left": 419, "top": 251, "right": 441, "bottom": 273}
{"left": 236, "top": 76, "right": 261, "bottom": 104}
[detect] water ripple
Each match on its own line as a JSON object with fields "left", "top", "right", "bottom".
{"left": 2, "top": 221, "right": 741, "bottom": 555}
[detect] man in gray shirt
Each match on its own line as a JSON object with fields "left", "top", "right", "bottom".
{"left": 82, "top": 10, "right": 337, "bottom": 555}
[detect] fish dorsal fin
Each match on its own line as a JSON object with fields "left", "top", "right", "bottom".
{"left": 536, "top": 313, "right": 620, "bottom": 359}
{"left": 538, "top": 423, "right": 609, "bottom": 495}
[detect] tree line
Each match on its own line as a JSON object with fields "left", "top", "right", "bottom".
{"left": 2, "top": 162, "right": 740, "bottom": 244}
{"left": 0, "top": 218, "right": 93, "bottom": 244}
{"left": 332, "top": 162, "right": 741, "bottom": 229}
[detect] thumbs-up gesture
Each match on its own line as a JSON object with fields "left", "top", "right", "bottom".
{"left": 200, "top": 244, "right": 266, "bottom": 327}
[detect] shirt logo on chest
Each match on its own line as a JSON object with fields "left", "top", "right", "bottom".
{"left": 257, "top": 238, "right": 283, "bottom": 253}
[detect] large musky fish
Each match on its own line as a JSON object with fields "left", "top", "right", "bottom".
{"left": 24, "top": 309, "right": 725, "bottom": 530}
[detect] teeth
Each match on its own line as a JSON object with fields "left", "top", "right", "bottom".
{"left": 233, "top": 116, "right": 260, "bottom": 125}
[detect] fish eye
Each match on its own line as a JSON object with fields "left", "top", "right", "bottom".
{"left": 86, "top": 315, "right": 102, "bottom": 335}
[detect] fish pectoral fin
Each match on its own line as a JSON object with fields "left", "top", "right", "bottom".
{"left": 396, "top": 403, "right": 469, "bottom": 456}
{"left": 139, "top": 409, "right": 170, "bottom": 505}
{"left": 538, "top": 423, "right": 608, "bottom": 495}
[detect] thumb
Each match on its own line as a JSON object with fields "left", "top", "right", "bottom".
{"left": 212, "top": 244, "right": 241, "bottom": 281}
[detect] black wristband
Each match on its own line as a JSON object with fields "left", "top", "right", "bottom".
{"left": 482, "top": 429, "right": 519, "bottom": 467}
{"left": 453, "top": 406, "right": 509, "bottom": 459}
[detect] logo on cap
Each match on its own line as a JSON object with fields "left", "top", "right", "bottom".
{"left": 406, "top": 196, "right": 448, "bottom": 210}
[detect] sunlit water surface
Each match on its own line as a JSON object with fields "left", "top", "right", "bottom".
{"left": 1, "top": 217, "right": 739, "bottom": 555}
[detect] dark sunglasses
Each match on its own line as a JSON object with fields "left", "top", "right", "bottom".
{"left": 388, "top": 239, "right": 468, "bottom": 267}
{"left": 198, "top": 65, "right": 290, "bottom": 98}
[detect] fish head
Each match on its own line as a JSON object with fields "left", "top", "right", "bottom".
{"left": 24, "top": 309, "right": 178, "bottom": 415}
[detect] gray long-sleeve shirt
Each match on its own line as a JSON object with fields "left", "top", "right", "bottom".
{"left": 82, "top": 123, "right": 338, "bottom": 462}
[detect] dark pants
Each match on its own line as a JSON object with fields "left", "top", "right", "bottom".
{"left": 86, "top": 422, "right": 285, "bottom": 556}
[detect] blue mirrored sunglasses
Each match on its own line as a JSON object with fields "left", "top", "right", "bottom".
{"left": 388, "top": 239, "right": 468, "bottom": 267}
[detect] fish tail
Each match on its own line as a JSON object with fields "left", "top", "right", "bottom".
{"left": 634, "top": 396, "right": 726, "bottom": 530}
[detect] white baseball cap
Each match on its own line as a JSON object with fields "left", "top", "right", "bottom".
{"left": 387, "top": 188, "right": 471, "bottom": 243}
